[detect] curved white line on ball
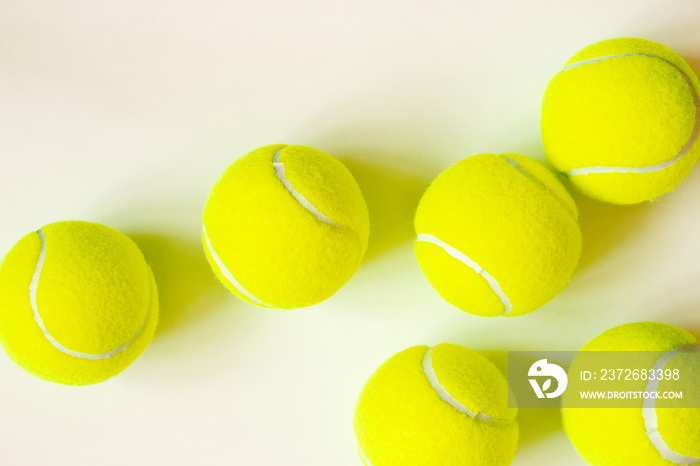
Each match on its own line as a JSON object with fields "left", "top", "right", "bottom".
{"left": 203, "top": 226, "right": 269, "bottom": 306}
{"left": 358, "top": 446, "right": 373, "bottom": 466}
{"left": 30, "top": 229, "right": 150, "bottom": 360}
{"left": 416, "top": 234, "right": 512, "bottom": 315}
{"left": 423, "top": 346, "right": 504, "bottom": 423}
{"left": 273, "top": 147, "right": 338, "bottom": 226}
{"left": 562, "top": 53, "right": 700, "bottom": 176}
{"left": 642, "top": 344, "right": 700, "bottom": 465}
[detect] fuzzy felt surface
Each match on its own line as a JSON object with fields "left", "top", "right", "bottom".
{"left": 414, "top": 153, "right": 581, "bottom": 317}
{"left": 0, "top": 221, "right": 158, "bottom": 386}
{"left": 542, "top": 37, "right": 700, "bottom": 205}
{"left": 353, "top": 344, "right": 518, "bottom": 466}
{"left": 202, "top": 144, "right": 369, "bottom": 309}
{"left": 563, "top": 322, "right": 700, "bottom": 465}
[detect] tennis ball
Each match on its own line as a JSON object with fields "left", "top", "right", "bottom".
{"left": 414, "top": 153, "right": 581, "bottom": 317}
{"left": 564, "top": 322, "right": 700, "bottom": 465}
{"left": 0, "top": 221, "right": 158, "bottom": 385}
{"left": 542, "top": 37, "right": 700, "bottom": 205}
{"left": 354, "top": 344, "right": 519, "bottom": 466}
{"left": 202, "top": 144, "right": 369, "bottom": 309}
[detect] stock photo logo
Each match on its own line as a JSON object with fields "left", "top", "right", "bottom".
{"left": 528, "top": 359, "right": 568, "bottom": 399}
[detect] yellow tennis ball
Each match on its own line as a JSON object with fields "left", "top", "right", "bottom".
{"left": 202, "top": 144, "right": 370, "bottom": 309}
{"left": 414, "top": 153, "right": 582, "bottom": 317}
{"left": 0, "top": 221, "right": 158, "bottom": 385}
{"left": 564, "top": 322, "right": 700, "bottom": 465}
{"left": 354, "top": 343, "right": 519, "bottom": 466}
{"left": 542, "top": 37, "right": 700, "bottom": 205}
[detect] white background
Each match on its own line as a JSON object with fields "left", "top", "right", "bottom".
{"left": 2, "top": 1, "right": 700, "bottom": 465}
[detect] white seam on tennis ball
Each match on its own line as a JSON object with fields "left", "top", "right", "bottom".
{"left": 202, "top": 226, "right": 270, "bottom": 307}
{"left": 422, "top": 346, "right": 503, "bottom": 423}
{"left": 358, "top": 446, "right": 373, "bottom": 466}
{"left": 501, "top": 156, "right": 530, "bottom": 176}
{"left": 563, "top": 53, "right": 700, "bottom": 176}
{"left": 273, "top": 147, "right": 338, "bottom": 226}
{"left": 29, "top": 229, "right": 150, "bottom": 360}
{"left": 416, "top": 234, "right": 512, "bottom": 315}
{"left": 642, "top": 344, "right": 700, "bottom": 465}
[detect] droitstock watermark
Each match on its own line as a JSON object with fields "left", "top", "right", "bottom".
{"left": 508, "top": 350, "right": 700, "bottom": 409}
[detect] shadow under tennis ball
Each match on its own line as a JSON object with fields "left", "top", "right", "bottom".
{"left": 128, "top": 233, "right": 227, "bottom": 335}
{"left": 686, "top": 56, "right": 700, "bottom": 75}
{"left": 479, "top": 350, "right": 566, "bottom": 449}
{"left": 572, "top": 190, "right": 656, "bottom": 272}
{"left": 684, "top": 326, "right": 700, "bottom": 345}
{"left": 341, "top": 158, "right": 431, "bottom": 262}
